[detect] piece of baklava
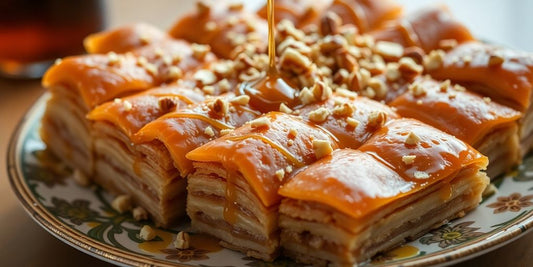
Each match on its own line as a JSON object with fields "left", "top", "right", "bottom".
{"left": 40, "top": 37, "right": 216, "bottom": 176}
{"left": 169, "top": 0, "right": 268, "bottom": 59}
{"left": 185, "top": 112, "right": 340, "bottom": 260}
{"left": 256, "top": 0, "right": 333, "bottom": 27}
{"left": 279, "top": 119, "right": 489, "bottom": 266}
{"left": 390, "top": 77, "right": 521, "bottom": 177}
{"left": 84, "top": 23, "right": 167, "bottom": 54}
{"left": 427, "top": 41, "right": 533, "bottom": 155}
{"left": 325, "top": 0, "right": 402, "bottom": 32}
{"left": 371, "top": 5, "right": 474, "bottom": 52}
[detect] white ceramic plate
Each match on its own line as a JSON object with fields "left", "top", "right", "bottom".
{"left": 7, "top": 94, "right": 533, "bottom": 266}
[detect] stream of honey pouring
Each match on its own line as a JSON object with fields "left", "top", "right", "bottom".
{"left": 223, "top": 0, "right": 278, "bottom": 224}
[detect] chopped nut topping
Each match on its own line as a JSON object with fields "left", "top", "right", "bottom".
{"left": 424, "top": 50, "right": 445, "bottom": 71}
{"left": 250, "top": 117, "right": 271, "bottom": 129}
{"left": 286, "top": 166, "right": 293, "bottom": 173}
{"left": 483, "top": 97, "right": 492, "bottom": 103}
{"left": 385, "top": 63, "right": 401, "bottom": 82}
{"left": 402, "top": 155, "right": 416, "bottom": 165}
{"left": 414, "top": 171, "right": 430, "bottom": 179}
{"left": 403, "top": 46, "right": 425, "bottom": 64}
{"left": 311, "top": 81, "right": 333, "bottom": 101}
{"left": 123, "top": 100, "right": 133, "bottom": 111}
{"left": 191, "top": 43, "right": 210, "bottom": 60}
{"left": 375, "top": 41, "right": 404, "bottom": 59}
{"left": 448, "top": 91, "right": 457, "bottom": 99}
{"left": 280, "top": 47, "right": 312, "bottom": 74}
{"left": 204, "top": 126, "right": 215, "bottom": 137}
{"left": 398, "top": 57, "right": 423, "bottom": 75}
{"left": 158, "top": 97, "right": 178, "bottom": 113}
{"left": 346, "top": 117, "right": 360, "bottom": 128}
{"left": 453, "top": 84, "right": 466, "bottom": 92}
{"left": 114, "top": 98, "right": 122, "bottom": 104}
{"left": 409, "top": 82, "right": 426, "bottom": 97}
{"left": 288, "top": 128, "right": 298, "bottom": 138}
{"left": 335, "top": 88, "right": 358, "bottom": 99}
{"left": 139, "top": 34, "right": 151, "bottom": 45}
{"left": 209, "top": 98, "right": 229, "bottom": 116}
{"left": 275, "top": 169, "right": 285, "bottom": 181}
{"left": 107, "top": 52, "right": 120, "bottom": 65}
{"left": 144, "top": 63, "right": 158, "bottom": 75}
{"left": 299, "top": 87, "right": 316, "bottom": 105}
{"left": 203, "top": 85, "right": 215, "bottom": 95}
{"left": 488, "top": 54, "right": 505, "bottom": 67}
{"left": 112, "top": 195, "right": 133, "bottom": 213}
{"left": 132, "top": 206, "right": 149, "bottom": 221}
{"left": 54, "top": 58, "right": 62, "bottom": 65}
{"left": 367, "top": 78, "right": 387, "bottom": 98}
{"left": 137, "top": 56, "right": 148, "bottom": 66}
{"left": 73, "top": 169, "right": 91, "bottom": 187}
{"left": 230, "top": 95, "right": 250, "bottom": 105}
{"left": 217, "top": 79, "right": 231, "bottom": 92}
{"left": 358, "top": 68, "right": 371, "bottom": 89}
{"left": 288, "top": 139, "right": 294, "bottom": 146}
{"left": 308, "top": 107, "right": 331, "bottom": 123}
{"left": 194, "top": 69, "right": 217, "bottom": 85}
{"left": 313, "top": 139, "right": 333, "bottom": 159}
{"left": 139, "top": 225, "right": 156, "bottom": 241}
{"left": 205, "top": 21, "right": 217, "bottom": 31}
{"left": 166, "top": 66, "right": 183, "bottom": 81}
{"left": 440, "top": 80, "right": 451, "bottom": 92}
{"left": 320, "top": 11, "right": 342, "bottom": 35}
{"left": 367, "top": 111, "right": 386, "bottom": 128}
{"left": 439, "top": 39, "right": 458, "bottom": 50}
{"left": 279, "top": 103, "right": 293, "bottom": 114}
{"left": 220, "top": 129, "right": 232, "bottom": 136}
{"left": 332, "top": 103, "right": 355, "bottom": 117}
{"left": 405, "top": 131, "right": 421, "bottom": 145}
{"left": 174, "top": 231, "right": 190, "bottom": 249}
{"left": 462, "top": 55, "right": 472, "bottom": 64}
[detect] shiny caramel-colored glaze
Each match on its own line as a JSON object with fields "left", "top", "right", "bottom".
{"left": 43, "top": 40, "right": 216, "bottom": 109}
{"left": 428, "top": 42, "right": 533, "bottom": 112}
{"left": 371, "top": 6, "right": 474, "bottom": 52}
{"left": 132, "top": 93, "right": 260, "bottom": 176}
{"left": 87, "top": 85, "right": 205, "bottom": 138}
{"left": 42, "top": 54, "right": 154, "bottom": 108}
{"left": 257, "top": 0, "right": 332, "bottom": 27}
{"left": 359, "top": 118, "right": 488, "bottom": 184}
{"left": 238, "top": 73, "right": 299, "bottom": 113}
{"left": 84, "top": 23, "right": 167, "bottom": 54}
{"left": 279, "top": 149, "right": 414, "bottom": 219}
{"left": 326, "top": 0, "right": 402, "bottom": 33}
{"left": 169, "top": 0, "right": 268, "bottom": 59}
{"left": 389, "top": 78, "right": 521, "bottom": 146}
{"left": 298, "top": 94, "right": 399, "bottom": 148}
{"left": 186, "top": 112, "right": 340, "bottom": 207}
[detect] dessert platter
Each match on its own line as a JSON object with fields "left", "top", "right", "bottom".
{"left": 7, "top": 0, "right": 533, "bottom": 266}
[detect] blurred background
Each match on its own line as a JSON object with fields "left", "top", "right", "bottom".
{"left": 1, "top": 0, "right": 533, "bottom": 266}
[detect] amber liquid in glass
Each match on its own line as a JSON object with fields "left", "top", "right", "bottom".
{"left": 0, "top": 0, "right": 105, "bottom": 78}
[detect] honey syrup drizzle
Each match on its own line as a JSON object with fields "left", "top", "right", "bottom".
{"left": 165, "top": 112, "right": 234, "bottom": 130}
{"left": 267, "top": 0, "right": 276, "bottom": 73}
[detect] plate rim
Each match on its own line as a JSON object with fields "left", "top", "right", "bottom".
{"left": 6, "top": 93, "right": 533, "bottom": 267}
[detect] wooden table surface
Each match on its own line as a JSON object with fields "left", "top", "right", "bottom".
{"left": 1, "top": 1, "right": 532, "bottom": 266}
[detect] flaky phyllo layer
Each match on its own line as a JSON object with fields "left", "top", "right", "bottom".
{"left": 40, "top": 0, "right": 533, "bottom": 265}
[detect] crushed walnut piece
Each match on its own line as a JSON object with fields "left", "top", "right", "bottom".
{"left": 374, "top": 41, "right": 404, "bottom": 60}
{"left": 405, "top": 131, "right": 421, "bottom": 145}
{"left": 483, "top": 97, "right": 492, "bottom": 103}
{"left": 279, "top": 103, "right": 293, "bottom": 114}
{"left": 409, "top": 82, "right": 426, "bottom": 97}
{"left": 280, "top": 47, "right": 312, "bottom": 75}
{"left": 367, "top": 111, "right": 386, "bottom": 128}
{"left": 402, "top": 155, "right": 416, "bottom": 165}
{"left": 299, "top": 87, "right": 316, "bottom": 105}
{"left": 230, "top": 95, "right": 250, "bottom": 105}
{"left": 399, "top": 57, "right": 423, "bottom": 76}
{"left": 320, "top": 11, "right": 342, "bottom": 35}
{"left": 308, "top": 107, "right": 331, "bottom": 123}
{"left": 424, "top": 50, "right": 445, "bottom": 71}
{"left": 285, "top": 165, "right": 293, "bottom": 173}
{"left": 107, "top": 52, "right": 120, "bottom": 65}
{"left": 335, "top": 88, "right": 358, "bottom": 99}
{"left": 250, "top": 117, "right": 271, "bottom": 129}
{"left": 439, "top": 39, "right": 458, "bottom": 50}
{"left": 332, "top": 102, "right": 355, "bottom": 117}
{"left": 385, "top": 63, "right": 401, "bottom": 82}
{"left": 133, "top": 206, "right": 149, "bottom": 221}
{"left": 275, "top": 169, "right": 285, "bottom": 181}
{"left": 414, "top": 171, "right": 430, "bottom": 179}
{"left": 166, "top": 66, "right": 183, "bottom": 81}
{"left": 112, "top": 195, "right": 133, "bottom": 213}
{"left": 123, "top": 100, "right": 133, "bottom": 111}
{"left": 440, "top": 80, "right": 451, "bottom": 92}
{"left": 194, "top": 69, "right": 217, "bottom": 85}
{"left": 288, "top": 128, "right": 298, "bottom": 139}
{"left": 158, "top": 97, "right": 178, "bottom": 113}
{"left": 204, "top": 126, "right": 215, "bottom": 137}
{"left": 209, "top": 98, "right": 229, "bottom": 116}
{"left": 313, "top": 139, "right": 333, "bottom": 159}
{"left": 346, "top": 117, "right": 360, "bottom": 129}
{"left": 191, "top": 43, "right": 211, "bottom": 60}
{"left": 174, "top": 231, "right": 190, "bottom": 249}
{"left": 488, "top": 54, "right": 505, "bottom": 67}
{"left": 220, "top": 129, "right": 233, "bottom": 136}
{"left": 139, "top": 225, "right": 156, "bottom": 241}
{"left": 311, "top": 81, "right": 333, "bottom": 101}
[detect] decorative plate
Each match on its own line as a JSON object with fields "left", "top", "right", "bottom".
{"left": 7, "top": 94, "right": 533, "bottom": 267}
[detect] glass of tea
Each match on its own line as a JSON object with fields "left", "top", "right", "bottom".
{"left": 0, "top": 0, "right": 105, "bottom": 79}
